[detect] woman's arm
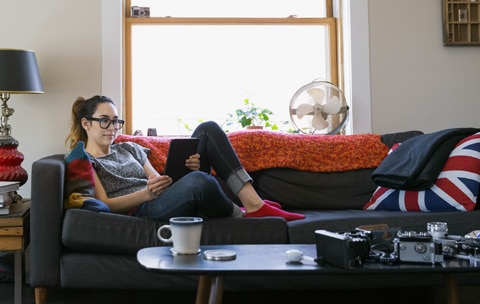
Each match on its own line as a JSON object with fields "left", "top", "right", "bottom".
{"left": 144, "top": 159, "right": 173, "bottom": 196}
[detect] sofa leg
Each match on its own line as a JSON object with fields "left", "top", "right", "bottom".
{"left": 35, "top": 287, "right": 47, "bottom": 304}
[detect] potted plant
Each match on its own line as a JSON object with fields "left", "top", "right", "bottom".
{"left": 228, "top": 98, "right": 278, "bottom": 130}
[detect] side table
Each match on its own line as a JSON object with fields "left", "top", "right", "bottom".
{"left": 0, "top": 200, "right": 30, "bottom": 304}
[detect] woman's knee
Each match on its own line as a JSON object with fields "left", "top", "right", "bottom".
{"left": 182, "top": 171, "right": 218, "bottom": 193}
{"left": 193, "top": 121, "right": 222, "bottom": 137}
{"left": 197, "top": 120, "right": 220, "bottom": 131}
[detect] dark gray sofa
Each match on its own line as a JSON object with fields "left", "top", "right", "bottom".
{"left": 29, "top": 130, "right": 480, "bottom": 304}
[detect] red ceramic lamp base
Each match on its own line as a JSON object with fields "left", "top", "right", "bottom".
{"left": 0, "top": 136, "right": 27, "bottom": 186}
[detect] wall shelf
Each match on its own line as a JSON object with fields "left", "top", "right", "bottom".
{"left": 442, "top": 0, "right": 480, "bottom": 46}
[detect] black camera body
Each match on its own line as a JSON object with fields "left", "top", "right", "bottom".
{"left": 315, "top": 229, "right": 371, "bottom": 269}
{"left": 131, "top": 6, "right": 150, "bottom": 17}
{"left": 394, "top": 231, "right": 443, "bottom": 264}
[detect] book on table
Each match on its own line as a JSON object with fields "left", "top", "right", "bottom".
{"left": 0, "top": 182, "right": 20, "bottom": 215}
{"left": 0, "top": 191, "right": 16, "bottom": 208}
{"left": 0, "top": 204, "right": 10, "bottom": 215}
{"left": 0, "top": 181, "right": 20, "bottom": 193}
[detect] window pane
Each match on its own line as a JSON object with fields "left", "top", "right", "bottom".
{"left": 131, "top": 0, "right": 326, "bottom": 17}
{"left": 131, "top": 25, "right": 329, "bottom": 135}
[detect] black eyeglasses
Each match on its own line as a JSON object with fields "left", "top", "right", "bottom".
{"left": 86, "top": 117, "right": 125, "bottom": 130}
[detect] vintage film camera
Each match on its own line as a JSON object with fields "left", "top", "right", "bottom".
{"left": 356, "top": 224, "right": 400, "bottom": 264}
{"left": 131, "top": 6, "right": 150, "bottom": 18}
{"left": 314, "top": 229, "right": 371, "bottom": 269}
{"left": 394, "top": 231, "right": 443, "bottom": 264}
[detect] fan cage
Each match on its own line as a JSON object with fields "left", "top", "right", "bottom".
{"left": 289, "top": 80, "right": 349, "bottom": 135}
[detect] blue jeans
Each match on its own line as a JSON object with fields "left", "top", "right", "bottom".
{"left": 136, "top": 121, "right": 251, "bottom": 221}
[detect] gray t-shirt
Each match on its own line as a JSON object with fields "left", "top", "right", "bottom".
{"left": 89, "top": 142, "right": 150, "bottom": 199}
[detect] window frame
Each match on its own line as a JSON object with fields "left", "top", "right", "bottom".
{"left": 123, "top": 0, "right": 342, "bottom": 135}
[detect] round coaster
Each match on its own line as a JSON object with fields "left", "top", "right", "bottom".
{"left": 203, "top": 249, "right": 237, "bottom": 261}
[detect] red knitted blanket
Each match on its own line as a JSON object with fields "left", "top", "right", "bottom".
{"left": 115, "top": 131, "right": 388, "bottom": 173}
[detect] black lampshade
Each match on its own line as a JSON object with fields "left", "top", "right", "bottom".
{"left": 0, "top": 48, "right": 43, "bottom": 94}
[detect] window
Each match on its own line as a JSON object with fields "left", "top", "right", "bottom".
{"left": 125, "top": 0, "right": 341, "bottom": 135}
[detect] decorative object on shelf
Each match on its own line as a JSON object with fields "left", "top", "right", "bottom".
{"left": 442, "top": 0, "right": 480, "bottom": 46}
{"left": 289, "top": 80, "right": 349, "bottom": 135}
{"left": 0, "top": 49, "right": 43, "bottom": 185}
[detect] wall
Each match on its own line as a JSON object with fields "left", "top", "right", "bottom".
{"left": 369, "top": 0, "right": 480, "bottom": 134}
{"left": 0, "top": 0, "right": 103, "bottom": 197}
{"left": 1, "top": 0, "right": 479, "bottom": 197}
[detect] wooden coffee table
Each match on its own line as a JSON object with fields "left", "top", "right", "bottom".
{"left": 137, "top": 244, "right": 477, "bottom": 304}
{"left": 0, "top": 200, "right": 30, "bottom": 304}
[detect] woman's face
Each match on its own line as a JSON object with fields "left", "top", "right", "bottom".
{"left": 82, "top": 102, "right": 122, "bottom": 147}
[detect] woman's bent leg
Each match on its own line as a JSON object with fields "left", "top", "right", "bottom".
{"left": 192, "top": 121, "right": 251, "bottom": 196}
{"left": 136, "top": 171, "right": 235, "bottom": 222}
{"left": 192, "top": 121, "right": 305, "bottom": 222}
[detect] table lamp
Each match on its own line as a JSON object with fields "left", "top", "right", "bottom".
{"left": 0, "top": 49, "right": 44, "bottom": 185}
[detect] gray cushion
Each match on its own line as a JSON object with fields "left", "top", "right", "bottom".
{"left": 62, "top": 209, "right": 160, "bottom": 255}
{"left": 251, "top": 130, "right": 425, "bottom": 211}
{"left": 62, "top": 209, "right": 288, "bottom": 255}
{"left": 252, "top": 168, "right": 377, "bottom": 210}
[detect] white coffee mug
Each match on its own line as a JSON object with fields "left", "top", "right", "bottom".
{"left": 157, "top": 217, "right": 203, "bottom": 254}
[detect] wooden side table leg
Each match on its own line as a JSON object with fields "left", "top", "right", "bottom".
{"left": 14, "top": 251, "right": 22, "bottom": 304}
{"left": 444, "top": 273, "right": 459, "bottom": 304}
{"left": 34, "top": 287, "right": 47, "bottom": 304}
{"left": 196, "top": 275, "right": 212, "bottom": 304}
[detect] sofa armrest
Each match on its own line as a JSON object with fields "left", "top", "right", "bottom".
{"left": 29, "top": 154, "right": 66, "bottom": 288}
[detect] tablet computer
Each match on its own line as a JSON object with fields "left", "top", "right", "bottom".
{"left": 164, "top": 138, "right": 200, "bottom": 183}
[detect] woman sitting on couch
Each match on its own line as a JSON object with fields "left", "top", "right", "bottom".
{"left": 65, "top": 95, "right": 305, "bottom": 222}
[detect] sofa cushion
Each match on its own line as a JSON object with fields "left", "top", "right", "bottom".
{"left": 251, "top": 130, "right": 424, "bottom": 210}
{"left": 251, "top": 168, "right": 377, "bottom": 210}
{"left": 364, "top": 132, "right": 480, "bottom": 212}
{"left": 62, "top": 209, "right": 288, "bottom": 255}
{"left": 62, "top": 209, "right": 159, "bottom": 255}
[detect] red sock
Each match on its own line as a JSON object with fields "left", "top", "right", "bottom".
{"left": 240, "top": 200, "right": 282, "bottom": 212}
{"left": 245, "top": 203, "right": 305, "bottom": 222}
{"left": 263, "top": 199, "right": 282, "bottom": 209}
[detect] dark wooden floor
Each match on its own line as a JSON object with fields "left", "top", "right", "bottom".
{"left": 2, "top": 282, "right": 480, "bottom": 304}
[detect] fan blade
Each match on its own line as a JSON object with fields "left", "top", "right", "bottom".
{"left": 311, "top": 112, "right": 328, "bottom": 130}
{"left": 307, "top": 88, "right": 325, "bottom": 105}
{"left": 296, "top": 103, "right": 314, "bottom": 119}
{"left": 321, "top": 96, "right": 342, "bottom": 114}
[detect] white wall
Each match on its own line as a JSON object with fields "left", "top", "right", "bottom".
{"left": 0, "top": 0, "right": 104, "bottom": 197}
{"left": 344, "top": 0, "right": 372, "bottom": 134}
{"left": 1, "top": 0, "right": 479, "bottom": 198}
{"left": 369, "top": 0, "right": 480, "bottom": 134}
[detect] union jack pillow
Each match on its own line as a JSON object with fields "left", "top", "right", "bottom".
{"left": 364, "top": 132, "right": 480, "bottom": 212}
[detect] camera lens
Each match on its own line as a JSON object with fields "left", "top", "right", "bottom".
{"left": 427, "top": 222, "right": 448, "bottom": 239}
{"left": 413, "top": 242, "right": 427, "bottom": 254}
